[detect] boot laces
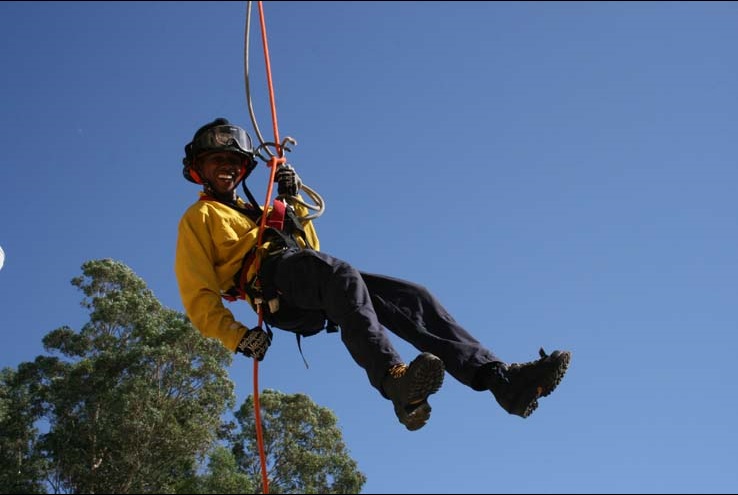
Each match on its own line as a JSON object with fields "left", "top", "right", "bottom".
{"left": 509, "top": 348, "right": 549, "bottom": 373}
{"left": 387, "top": 363, "right": 408, "bottom": 379}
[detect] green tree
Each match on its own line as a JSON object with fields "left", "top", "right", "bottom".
{"left": 231, "top": 390, "right": 366, "bottom": 494}
{"left": 2, "top": 259, "right": 366, "bottom": 494}
{"left": 23, "top": 259, "right": 236, "bottom": 493}
{"left": 179, "top": 445, "right": 255, "bottom": 494}
{"left": 0, "top": 367, "right": 46, "bottom": 494}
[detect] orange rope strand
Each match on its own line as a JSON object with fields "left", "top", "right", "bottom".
{"left": 252, "top": 356, "right": 268, "bottom": 494}
{"left": 251, "top": 2, "right": 286, "bottom": 493}
{"left": 257, "top": 1, "right": 282, "bottom": 156}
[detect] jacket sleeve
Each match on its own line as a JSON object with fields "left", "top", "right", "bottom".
{"left": 174, "top": 209, "right": 248, "bottom": 352}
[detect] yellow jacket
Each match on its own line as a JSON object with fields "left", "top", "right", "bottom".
{"left": 175, "top": 192, "right": 320, "bottom": 351}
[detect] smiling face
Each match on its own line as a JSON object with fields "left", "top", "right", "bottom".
{"left": 194, "top": 151, "right": 246, "bottom": 200}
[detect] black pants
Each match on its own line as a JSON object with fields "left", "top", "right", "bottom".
{"left": 263, "top": 248, "right": 500, "bottom": 393}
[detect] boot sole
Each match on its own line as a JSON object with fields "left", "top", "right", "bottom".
{"left": 512, "top": 350, "right": 571, "bottom": 418}
{"left": 538, "top": 350, "right": 571, "bottom": 398}
{"left": 396, "top": 353, "right": 445, "bottom": 430}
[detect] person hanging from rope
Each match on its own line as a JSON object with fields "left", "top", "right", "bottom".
{"left": 174, "top": 118, "right": 572, "bottom": 431}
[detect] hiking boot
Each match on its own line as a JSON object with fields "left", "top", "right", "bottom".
{"left": 487, "top": 348, "right": 571, "bottom": 418}
{"left": 382, "top": 352, "right": 445, "bottom": 431}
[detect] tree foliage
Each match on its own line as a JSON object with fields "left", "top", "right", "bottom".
{"left": 0, "top": 367, "right": 46, "bottom": 494}
{"left": 7, "top": 259, "right": 235, "bottom": 493}
{"left": 178, "top": 445, "right": 255, "bottom": 494}
{"left": 231, "top": 390, "right": 366, "bottom": 494}
{"left": 0, "top": 259, "right": 365, "bottom": 494}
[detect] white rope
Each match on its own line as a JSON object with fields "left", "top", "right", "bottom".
{"left": 243, "top": 1, "right": 325, "bottom": 220}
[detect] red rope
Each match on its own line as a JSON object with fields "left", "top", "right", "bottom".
{"left": 257, "top": 1, "right": 283, "bottom": 158}
{"left": 251, "top": 2, "right": 286, "bottom": 493}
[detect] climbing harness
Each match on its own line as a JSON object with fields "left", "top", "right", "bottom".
{"left": 201, "top": 190, "right": 338, "bottom": 368}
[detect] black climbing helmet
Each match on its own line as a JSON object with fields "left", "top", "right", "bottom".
{"left": 182, "top": 118, "right": 257, "bottom": 184}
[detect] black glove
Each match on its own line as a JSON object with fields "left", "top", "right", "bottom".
{"left": 275, "top": 163, "right": 302, "bottom": 196}
{"left": 236, "top": 326, "right": 273, "bottom": 361}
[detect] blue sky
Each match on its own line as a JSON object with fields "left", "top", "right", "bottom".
{"left": 2, "top": 1, "right": 737, "bottom": 493}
